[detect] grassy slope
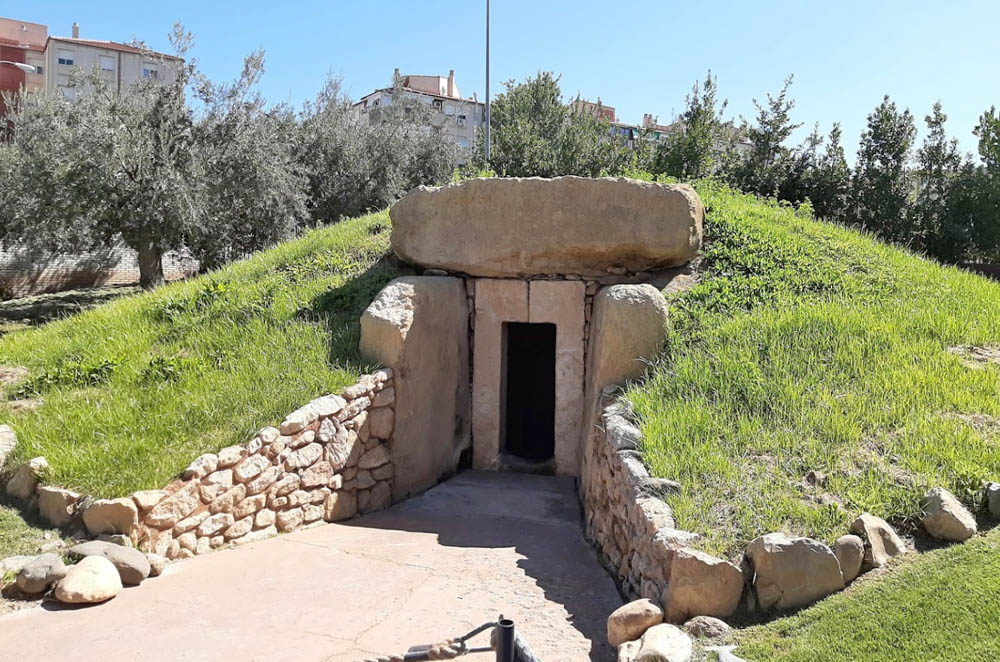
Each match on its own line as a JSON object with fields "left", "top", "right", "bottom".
{"left": 735, "top": 526, "right": 1000, "bottom": 661}
{"left": 629, "top": 182, "right": 1000, "bottom": 557}
{"left": 0, "top": 211, "right": 402, "bottom": 497}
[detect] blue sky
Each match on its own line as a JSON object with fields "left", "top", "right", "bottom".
{"left": 23, "top": 0, "right": 1000, "bottom": 162}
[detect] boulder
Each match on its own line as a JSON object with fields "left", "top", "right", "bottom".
{"left": 359, "top": 277, "right": 470, "bottom": 501}
{"left": 832, "top": 534, "right": 865, "bottom": 583}
{"left": 745, "top": 532, "right": 845, "bottom": 610}
{"left": 661, "top": 548, "right": 743, "bottom": 623}
{"left": 54, "top": 556, "right": 122, "bottom": 604}
{"left": 682, "top": 616, "right": 730, "bottom": 638}
{"left": 920, "top": 487, "right": 977, "bottom": 542}
{"left": 634, "top": 623, "right": 693, "bottom": 662}
{"left": 618, "top": 640, "right": 641, "bottom": 662}
{"left": 587, "top": 285, "right": 669, "bottom": 392}
{"left": 82, "top": 498, "right": 139, "bottom": 536}
{"left": 389, "top": 177, "right": 703, "bottom": 277}
{"left": 37, "top": 485, "right": 81, "bottom": 527}
{"left": 850, "top": 513, "right": 907, "bottom": 569}
{"left": 145, "top": 553, "right": 168, "bottom": 577}
{"left": 5, "top": 456, "right": 48, "bottom": 500}
{"left": 608, "top": 598, "right": 664, "bottom": 647}
{"left": 987, "top": 482, "right": 1000, "bottom": 521}
{"left": 16, "top": 553, "right": 67, "bottom": 594}
{"left": 70, "top": 540, "right": 150, "bottom": 585}
{"left": 0, "top": 424, "right": 16, "bottom": 468}
{"left": 324, "top": 491, "right": 357, "bottom": 521}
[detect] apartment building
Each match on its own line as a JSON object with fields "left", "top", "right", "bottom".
{"left": 355, "top": 69, "right": 485, "bottom": 152}
{"left": 0, "top": 17, "right": 179, "bottom": 105}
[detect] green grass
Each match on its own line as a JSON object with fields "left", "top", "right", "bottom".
{"left": 0, "top": 498, "right": 62, "bottom": 559}
{"left": 0, "top": 211, "right": 402, "bottom": 497}
{"left": 628, "top": 181, "right": 1000, "bottom": 557}
{"left": 734, "top": 526, "right": 1000, "bottom": 661}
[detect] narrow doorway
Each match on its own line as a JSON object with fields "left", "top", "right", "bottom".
{"left": 502, "top": 322, "right": 556, "bottom": 470}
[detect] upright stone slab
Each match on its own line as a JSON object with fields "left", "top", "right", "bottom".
{"left": 390, "top": 177, "right": 703, "bottom": 277}
{"left": 360, "top": 277, "right": 470, "bottom": 500}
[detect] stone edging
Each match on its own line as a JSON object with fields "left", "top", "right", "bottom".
{"left": 2, "top": 369, "right": 396, "bottom": 572}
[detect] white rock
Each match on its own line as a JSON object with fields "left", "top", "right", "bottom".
{"left": 833, "top": 534, "right": 865, "bottom": 583}
{"left": 608, "top": 599, "right": 664, "bottom": 648}
{"left": 5, "top": 456, "right": 48, "bottom": 500}
{"left": 850, "top": 513, "right": 907, "bottom": 568}
{"left": 920, "top": 487, "right": 977, "bottom": 542}
{"left": 988, "top": 482, "right": 1000, "bottom": 521}
{"left": 183, "top": 453, "right": 218, "bottom": 480}
{"left": 635, "top": 623, "right": 693, "bottom": 662}
{"left": 54, "top": 556, "right": 123, "bottom": 604}
{"left": 0, "top": 424, "right": 17, "bottom": 468}
{"left": 37, "top": 485, "right": 81, "bottom": 527}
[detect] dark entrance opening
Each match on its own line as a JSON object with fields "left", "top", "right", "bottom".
{"left": 503, "top": 322, "right": 556, "bottom": 466}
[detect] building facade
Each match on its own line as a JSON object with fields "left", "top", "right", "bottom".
{"left": 354, "top": 69, "right": 485, "bottom": 153}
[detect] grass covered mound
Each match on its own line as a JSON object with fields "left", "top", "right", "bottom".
{"left": 0, "top": 211, "right": 402, "bottom": 497}
{"left": 735, "top": 526, "right": 1000, "bottom": 661}
{"left": 628, "top": 182, "right": 1000, "bottom": 557}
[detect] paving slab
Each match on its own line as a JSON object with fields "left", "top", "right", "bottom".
{"left": 0, "top": 471, "right": 621, "bottom": 661}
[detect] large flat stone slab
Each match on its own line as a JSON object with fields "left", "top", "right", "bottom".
{"left": 390, "top": 176, "right": 703, "bottom": 277}
{"left": 0, "top": 471, "right": 618, "bottom": 662}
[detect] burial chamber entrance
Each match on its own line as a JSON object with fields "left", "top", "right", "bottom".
{"left": 502, "top": 322, "right": 557, "bottom": 470}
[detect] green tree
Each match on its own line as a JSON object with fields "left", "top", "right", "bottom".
{"left": 652, "top": 71, "right": 728, "bottom": 179}
{"left": 850, "top": 95, "right": 917, "bottom": 244}
{"left": 473, "top": 71, "right": 632, "bottom": 177}
{"left": 731, "top": 75, "right": 803, "bottom": 197}
{"left": 805, "top": 123, "right": 851, "bottom": 222}
{"left": 914, "top": 102, "right": 962, "bottom": 260}
{"left": 1, "top": 26, "right": 308, "bottom": 287}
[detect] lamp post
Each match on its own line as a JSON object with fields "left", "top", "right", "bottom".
{"left": 0, "top": 61, "right": 36, "bottom": 74}
{"left": 484, "top": 0, "right": 491, "bottom": 164}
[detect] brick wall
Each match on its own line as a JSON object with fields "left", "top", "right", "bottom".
{"left": 0, "top": 244, "right": 199, "bottom": 298}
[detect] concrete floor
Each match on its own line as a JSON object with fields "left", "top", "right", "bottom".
{"left": 0, "top": 471, "right": 621, "bottom": 662}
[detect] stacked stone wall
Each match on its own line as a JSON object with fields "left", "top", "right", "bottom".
{"left": 581, "top": 396, "right": 698, "bottom": 603}
{"left": 4, "top": 370, "right": 396, "bottom": 564}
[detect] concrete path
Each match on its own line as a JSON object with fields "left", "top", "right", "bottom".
{"left": 0, "top": 471, "right": 621, "bottom": 662}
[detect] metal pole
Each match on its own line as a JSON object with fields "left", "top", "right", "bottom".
{"left": 484, "top": 0, "right": 491, "bottom": 164}
{"left": 495, "top": 618, "right": 514, "bottom": 662}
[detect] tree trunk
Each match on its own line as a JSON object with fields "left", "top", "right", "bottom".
{"left": 136, "top": 236, "right": 166, "bottom": 290}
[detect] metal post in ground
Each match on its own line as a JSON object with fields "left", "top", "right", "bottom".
{"left": 495, "top": 618, "right": 515, "bottom": 662}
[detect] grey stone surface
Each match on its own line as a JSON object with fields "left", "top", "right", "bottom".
{"left": 16, "top": 553, "right": 67, "bottom": 594}
{"left": 389, "top": 176, "right": 703, "bottom": 277}
{"left": 360, "top": 277, "right": 469, "bottom": 501}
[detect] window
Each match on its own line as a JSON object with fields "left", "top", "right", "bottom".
{"left": 57, "top": 49, "right": 74, "bottom": 66}
{"left": 59, "top": 86, "right": 75, "bottom": 100}
{"left": 457, "top": 114, "right": 467, "bottom": 128}
{"left": 99, "top": 55, "right": 115, "bottom": 72}
{"left": 432, "top": 98, "right": 443, "bottom": 111}
{"left": 143, "top": 67, "right": 158, "bottom": 79}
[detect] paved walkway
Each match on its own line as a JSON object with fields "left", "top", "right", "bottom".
{"left": 0, "top": 471, "right": 621, "bottom": 662}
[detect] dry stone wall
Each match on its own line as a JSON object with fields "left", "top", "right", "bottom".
{"left": 581, "top": 396, "right": 698, "bottom": 603}
{"left": 3, "top": 370, "right": 396, "bottom": 565}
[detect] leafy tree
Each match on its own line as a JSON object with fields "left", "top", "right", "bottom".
{"left": 651, "top": 71, "right": 728, "bottom": 179}
{"left": 1, "top": 26, "right": 307, "bottom": 287}
{"left": 473, "top": 71, "right": 632, "bottom": 177}
{"left": 298, "top": 77, "right": 458, "bottom": 224}
{"left": 805, "top": 123, "right": 851, "bottom": 222}
{"left": 914, "top": 102, "right": 962, "bottom": 260}
{"left": 850, "top": 95, "right": 917, "bottom": 244}
{"left": 730, "top": 75, "right": 803, "bottom": 197}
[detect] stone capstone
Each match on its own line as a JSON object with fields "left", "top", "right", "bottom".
{"left": 607, "top": 598, "right": 664, "bottom": 648}
{"left": 850, "top": 513, "right": 907, "bottom": 569}
{"left": 832, "top": 534, "right": 865, "bottom": 583}
{"left": 16, "top": 553, "right": 67, "bottom": 594}
{"left": 54, "top": 556, "right": 123, "bottom": 604}
{"left": 634, "top": 623, "right": 693, "bottom": 662}
{"left": 745, "top": 532, "right": 845, "bottom": 610}
{"left": 920, "top": 487, "right": 977, "bottom": 542}
{"left": 360, "top": 277, "right": 469, "bottom": 501}
{"left": 661, "top": 547, "right": 743, "bottom": 623}
{"left": 389, "top": 177, "right": 703, "bottom": 277}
